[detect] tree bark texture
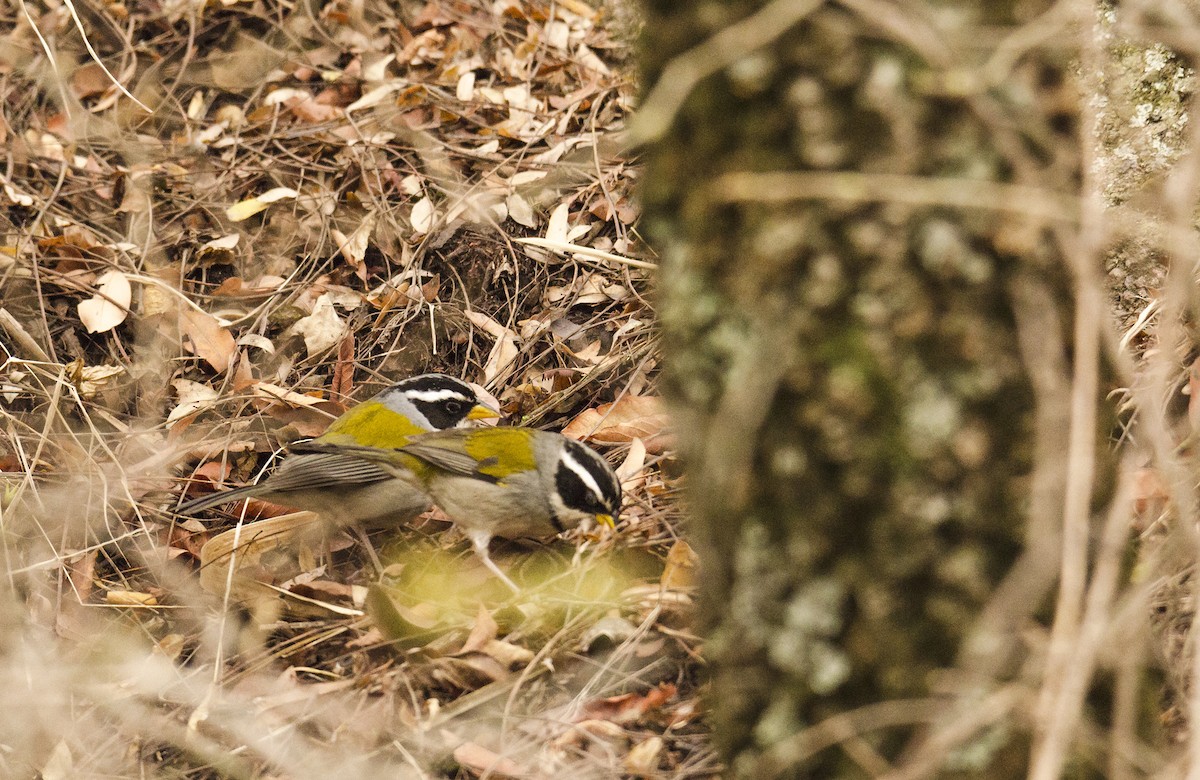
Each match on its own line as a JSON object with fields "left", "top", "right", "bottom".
{"left": 639, "top": 2, "right": 1107, "bottom": 776}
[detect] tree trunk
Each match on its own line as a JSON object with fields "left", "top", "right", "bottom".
{"left": 638, "top": 2, "right": 1120, "bottom": 776}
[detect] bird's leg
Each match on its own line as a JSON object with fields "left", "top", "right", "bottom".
{"left": 467, "top": 530, "right": 519, "bottom": 593}
{"left": 351, "top": 525, "right": 384, "bottom": 578}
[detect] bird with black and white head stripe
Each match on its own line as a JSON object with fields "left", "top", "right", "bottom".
{"left": 176, "top": 374, "right": 499, "bottom": 527}
{"left": 294, "top": 427, "right": 622, "bottom": 590}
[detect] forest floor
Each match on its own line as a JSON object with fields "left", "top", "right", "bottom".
{"left": 0, "top": 0, "right": 713, "bottom": 777}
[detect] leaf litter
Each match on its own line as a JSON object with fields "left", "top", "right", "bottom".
{"left": 0, "top": 0, "right": 711, "bottom": 777}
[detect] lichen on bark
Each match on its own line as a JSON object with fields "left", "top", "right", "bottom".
{"left": 638, "top": 1, "right": 1101, "bottom": 776}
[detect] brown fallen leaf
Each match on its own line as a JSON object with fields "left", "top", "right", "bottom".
{"left": 561, "top": 396, "right": 671, "bottom": 453}
{"left": 452, "top": 741, "right": 527, "bottom": 779}
{"left": 182, "top": 309, "right": 237, "bottom": 373}
{"left": 459, "top": 603, "right": 499, "bottom": 654}
{"left": 71, "top": 62, "right": 111, "bottom": 100}
{"left": 576, "top": 682, "right": 677, "bottom": 725}
{"left": 660, "top": 540, "right": 699, "bottom": 590}
{"left": 330, "top": 331, "right": 356, "bottom": 403}
{"left": 181, "top": 459, "right": 233, "bottom": 497}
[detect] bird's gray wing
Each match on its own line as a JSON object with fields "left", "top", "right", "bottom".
{"left": 399, "top": 441, "right": 498, "bottom": 481}
{"left": 176, "top": 453, "right": 396, "bottom": 515}
{"left": 261, "top": 452, "right": 396, "bottom": 492}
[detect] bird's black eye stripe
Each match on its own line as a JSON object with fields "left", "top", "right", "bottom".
{"left": 411, "top": 395, "right": 474, "bottom": 430}
{"left": 556, "top": 441, "right": 621, "bottom": 516}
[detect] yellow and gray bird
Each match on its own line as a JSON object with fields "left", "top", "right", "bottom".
{"left": 295, "top": 427, "right": 622, "bottom": 590}
{"left": 176, "top": 374, "right": 499, "bottom": 527}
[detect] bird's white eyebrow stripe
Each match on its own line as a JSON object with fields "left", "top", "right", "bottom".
{"left": 405, "top": 389, "right": 470, "bottom": 402}
{"left": 561, "top": 448, "right": 605, "bottom": 503}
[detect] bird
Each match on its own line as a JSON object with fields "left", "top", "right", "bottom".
{"left": 176, "top": 374, "right": 500, "bottom": 529}
{"left": 294, "top": 427, "right": 622, "bottom": 591}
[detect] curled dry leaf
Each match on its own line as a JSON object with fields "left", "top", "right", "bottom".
{"left": 465, "top": 310, "right": 520, "bottom": 384}
{"left": 561, "top": 396, "right": 671, "bottom": 453}
{"left": 477, "top": 639, "right": 534, "bottom": 668}
{"left": 251, "top": 382, "right": 327, "bottom": 407}
{"left": 410, "top": 196, "right": 436, "bottom": 234}
{"left": 456, "top": 70, "right": 476, "bottom": 101}
{"left": 616, "top": 436, "right": 647, "bottom": 493}
{"left": 335, "top": 212, "right": 375, "bottom": 277}
{"left": 78, "top": 270, "right": 132, "bottom": 333}
{"left": 76, "top": 364, "right": 126, "bottom": 399}
{"left": 225, "top": 187, "right": 299, "bottom": 222}
{"left": 201, "top": 233, "right": 240, "bottom": 251}
{"left": 198, "top": 511, "right": 323, "bottom": 596}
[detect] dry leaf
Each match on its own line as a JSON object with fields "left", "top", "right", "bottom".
{"left": 346, "top": 82, "right": 404, "bottom": 113}
{"left": 506, "top": 193, "right": 536, "bottom": 227}
{"left": 198, "top": 511, "right": 323, "bottom": 597}
{"left": 40, "top": 740, "right": 73, "bottom": 780}
{"left": 105, "top": 590, "right": 159, "bottom": 606}
{"left": 202, "top": 233, "right": 240, "bottom": 251}
{"left": 411, "top": 196, "right": 436, "bottom": 233}
{"left": 617, "top": 436, "right": 647, "bottom": 491}
{"left": 225, "top": 187, "right": 299, "bottom": 222}
{"left": 288, "top": 293, "right": 348, "bottom": 356}
{"left": 236, "top": 333, "right": 275, "bottom": 353}
{"left": 577, "top": 682, "right": 677, "bottom": 725}
{"left": 459, "top": 604, "right": 499, "bottom": 654}
{"left": 479, "top": 639, "right": 534, "bottom": 668}
{"left": 168, "top": 379, "right": 220, "bottom": 424}
{"left": 561, "top": 396, "right": 671, "bottom": 453}
{"left": 574, "top": 44, "right": 611, "bottom": 77}
{"left": 624, "top": 736, "right": 664, "bottom": 776}
{"left": 77, "top": 364, "right": 126, "bottom": 399}
{"left": 465, "top": 311, "right": 520, "bottom": 384}
{"left": 78, "top": 270, "right": 132, "bottom": 333}
{"left": 72, "top": 62, "right": 111, "bottom": 100}
{"left": 331, "top": 331, "right": 355, "bottom": 402}
{"left": 546, "top": 201, "right": 570, "bottom": 243}
{"left": 336, "top": 212, "right": 375, "bottom": 275}
{"left": 182, "top": 309, "right": 237, "bottom": 373}
{"left": 660, "top": 540, "right": 698, "bottom": 590}
{"left": 452, "top": 742, "right": 527, "bottom": 779}
{"left": 456, "top": 70, "right": 476, "bottom": 101}
{"left": 264, "top": 87, "right": 309, "bottom": 105}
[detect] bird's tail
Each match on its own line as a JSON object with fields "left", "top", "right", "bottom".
{"left": 175, "top": 482, "right": 263, "bottom": 516}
